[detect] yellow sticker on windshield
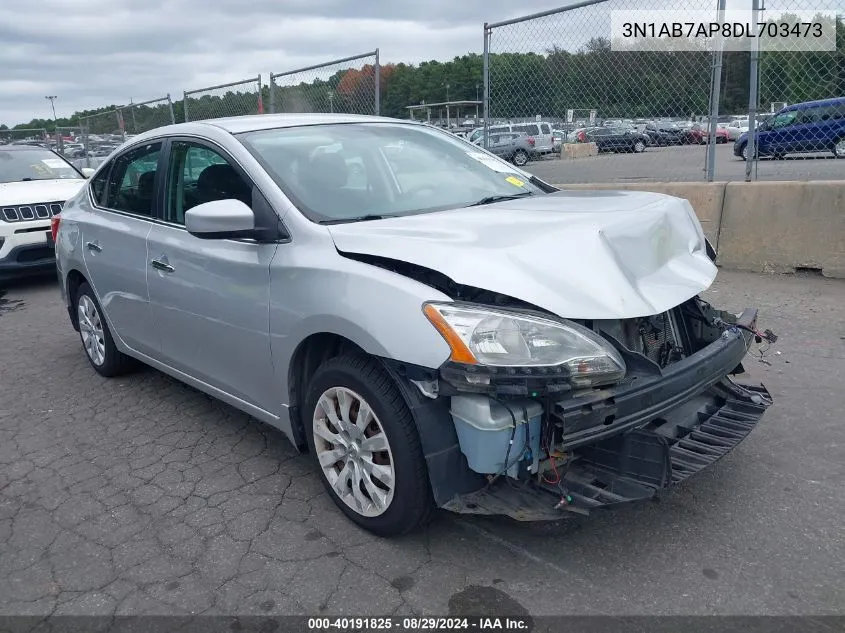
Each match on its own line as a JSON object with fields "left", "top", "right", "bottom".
{"left": 505, "top": 176, "right": 525, "bottom": 187}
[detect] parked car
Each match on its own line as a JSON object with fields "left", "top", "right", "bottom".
{"left": 0, "top": 145, "right": 93, "bottom": 280}
{"left": 585, "top": 126, "right": 649, "bottom": 153}
{"left": 468, "top": 121, "right": 556, "bottom": 155}
{"left": 644, "top": 122, "right": 684, "bottom": 146}
{"left": 681, "top": 124, "right": 730, "bottom": 144}
{"left": 726, "top": 118, "right": 750, "bottom": 141}
{"left": 734, "top": 97, "right": 845, "bottom": 160}
{"left": 54, "top": 114, "right": 774, "bottom": 536}
{"left": 484, "top": 131, "right": 536, "bottom": 166}
{"left": 552, "top": 130, "right": 564, "bottom": 153}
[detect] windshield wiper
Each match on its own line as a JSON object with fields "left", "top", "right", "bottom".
{"left": 318, "top": 214, "right": 391, "bottom": 225}
{"left": 468, "top": 191, "right": 534, "bottom": 207}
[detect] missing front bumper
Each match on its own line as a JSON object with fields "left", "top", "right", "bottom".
{"left": 442, "top": 377, "right": 772, "bottom": 520}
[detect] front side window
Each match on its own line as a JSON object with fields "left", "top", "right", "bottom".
{"left": 238, "top": 122, "right": 546, "bottom": 224}
{"left": 0, "top": 148, "right": 83, "bottom": 184}
{"left": 103, "top": 142, "right": 161, "bottom": 216}
{"left": 164, "top": 142, "right": 252, "bottom": 225}
{"left": 770, "top": 111, "right": 798, "bottom": 129}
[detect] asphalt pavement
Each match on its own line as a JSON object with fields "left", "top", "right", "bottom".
{"left": 526, "top": 144, "right": 845, "bottom": 184}
{"left": 1, "top": 271, "right": 844, "bottom": 617}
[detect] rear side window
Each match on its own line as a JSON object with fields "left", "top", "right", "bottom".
{"left": 540, "top": 124, "right": 551, "bottom": 134}
{"left": 513, "top": 124, "right": 540, "bottom": 135}
{"left": 103, "top": 142, "right": 162, "bottom": 217}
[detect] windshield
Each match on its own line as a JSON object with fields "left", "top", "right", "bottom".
{"left": 238, "top": 122, "right": 546, "bottom": 224}
{"left": 0, "top": 148, "right": 82, "bottom": 183}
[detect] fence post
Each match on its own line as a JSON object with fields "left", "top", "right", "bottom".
{"left": 183, "top": 91, "right": 190, "bottom": 122}
{"left": 705, "top": 0, "right": 726, "bottom": 181}
{"left": 167, "top": 94, "right": 176, "bottom": 124}
{"left": 374, "top": 49, "right": 381, "bottom": 116}
{"left": 482, "top": 23, "right": 490, "bottom": 150}
{"left": 745, "top": 0, "right": 761, "bottom": 181}
{"left": 269, "top": 74, "right": 276, "bottom": 114}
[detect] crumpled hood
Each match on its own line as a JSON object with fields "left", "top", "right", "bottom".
{"left": 327, "top": 190, "right": 718, "bottom": 320}
{"left": 0, "top": 179, "right": 86, "bottom": 206}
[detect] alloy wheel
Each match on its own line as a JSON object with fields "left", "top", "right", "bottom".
{"left": 78, "top": 295, "right": 106, "bottom": 366}
{"left": 312, "top": 386, "right": 395, "bottom": 517}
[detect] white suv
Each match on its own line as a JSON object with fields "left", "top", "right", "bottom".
{"left": 0, "top": 144, "right": 92, "bottom": 281}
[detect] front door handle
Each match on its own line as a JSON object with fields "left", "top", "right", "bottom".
{"left": 86, "top": 241, "right": 102, "bottom": 253}
{"left": 150, "top": 259, "right": 174, "bottom": 273}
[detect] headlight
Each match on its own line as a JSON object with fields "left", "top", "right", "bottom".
{"left": 423, "top": 303, "right": 626, "bottom": 388}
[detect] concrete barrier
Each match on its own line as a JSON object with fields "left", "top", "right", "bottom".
{"left": 562, "top": 143, "right": 598, "bottom": 159}
{"left": 718, "top": 180, "right": 845, "bottom": 278}
{"left": 554, "top": 180, "right": 845, "bottom": 279}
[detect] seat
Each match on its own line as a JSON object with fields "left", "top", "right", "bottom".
{"left": 135, "top": 171, "right": 156, "bottom": 215}
{"left": 196, "top": 163, "right": 252, "bottom": 206}
{"left": 298, "top": 151, "right": 368, "bottom": 218}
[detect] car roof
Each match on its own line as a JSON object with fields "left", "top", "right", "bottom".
{"left": 125, "top": 113, "right": 413, "bottom": 146}
{"left": 785, "top": 96, "right": 845, "bottom": 110}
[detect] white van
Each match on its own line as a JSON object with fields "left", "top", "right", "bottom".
{"left": 468, "top": 121, "right": 555, "bottom": 154}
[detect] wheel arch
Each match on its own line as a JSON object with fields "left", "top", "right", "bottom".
{"left": 65, "top": 268, "right": 89, "bottom": 331}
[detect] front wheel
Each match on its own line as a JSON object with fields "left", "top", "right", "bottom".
{"left": 512, "top": 150, "right": 529, "bottom": 166}
{"left": 304, "top": 354, "right": 434, "bottom": 536}
{"left": 833, "top": 138, "right": 845, "bottom": 159}
{"left": 633, "top": 140, "right": 645, "bottom": 153}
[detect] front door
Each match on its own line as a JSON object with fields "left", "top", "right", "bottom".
{"left": 145, "top": 139, "right": 279, "bottom": 413}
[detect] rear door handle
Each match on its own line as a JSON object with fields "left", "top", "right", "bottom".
{"left": 86, "top": 241, "right": 102, "bottom": 253}
{"left": 150, "top": 259, "right": 174, "bottom": 273}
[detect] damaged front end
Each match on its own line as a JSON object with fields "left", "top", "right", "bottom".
{"left": 388, "top": 292, "right": 776, "bottom": 521}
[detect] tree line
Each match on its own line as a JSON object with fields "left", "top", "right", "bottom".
{"left": 3, "top": 21, "right": 842, "bottom": 136}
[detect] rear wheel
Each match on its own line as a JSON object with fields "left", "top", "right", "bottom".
{"left": 633, "top": 140, "right": 645, "bottom": 153}
{"left": 512, "top": 150, "right": 529, "bottom": 166}
{"left": 833, "top": 138, "right": 845, "bottom": 158}
{"left": 304, "top": 354, "right": 434, "bottom": 536}
{"left": 74, "top": 282, "right": 137, "bottom": 377}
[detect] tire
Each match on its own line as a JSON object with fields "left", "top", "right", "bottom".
{"left": 512, "top": 150, "right": 529, "bottom": 166}
{"left": 74, "top": 282, "right": 137, "bottom": 377}
{"left": 633, "top": 140, "right": 646, "bottom": 153}
{"left": 833, "top": 138, "right": 845, "bottom": 159}
{"left": 304, "top": 353, "right": 434, "bottom": 536}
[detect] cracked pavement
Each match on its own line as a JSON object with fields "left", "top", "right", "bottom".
{"left": 1, "top": 271, "right": 844, "bottom": 617}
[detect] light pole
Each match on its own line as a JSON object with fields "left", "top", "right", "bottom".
{"left": 45, "top": 96, "right": 59, "bottom": 149}
{"left": 328, "top": 90, "right": 334, "bottom": 113}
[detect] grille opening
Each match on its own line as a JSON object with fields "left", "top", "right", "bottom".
{"left": 16, "top": 246, "right": 54, "bottom": 263}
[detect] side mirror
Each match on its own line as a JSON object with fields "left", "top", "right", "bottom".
{"left": 81, "top": 167, "right": 96, "bottom": 178}
{"left": 185, "top": 199, "right": 256, "bottom": 240}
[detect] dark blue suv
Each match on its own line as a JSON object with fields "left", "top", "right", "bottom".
{"left": 734, "top": 97, "right": 845, "bottom": 160}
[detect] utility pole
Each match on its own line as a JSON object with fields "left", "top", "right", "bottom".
{"left": 45, "top": 95, "right": 58, "bottom": 121}
{"left": 45, "top": 96, "right": 59, "bottom": 150}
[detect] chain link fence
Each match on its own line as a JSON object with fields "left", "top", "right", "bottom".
{"left": 1, "top": 128, "right": 48, "bottom": 144}
{"left": 78, "top": 109, "right": 127, "bottom": 169}
{"left": 269, "top": 50, "right": 380, "bottom": 115}
{"left": 183, "top": 76, "right": 263, "bottom": 122}
{"left": 120, "top": 95, "right": 176, "bottom": 135}
{"left": 484, "top": 1, "right": 720, "bottom": 184}
{"left": 747, "top": 0, "right": 844, "bottom": 180}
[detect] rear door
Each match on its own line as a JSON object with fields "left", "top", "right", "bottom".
{"left": 145, "top": 138, "right": 279, "bottom": 413}
{"left": 80, "top": 141, "right": 163, "bottom": 357}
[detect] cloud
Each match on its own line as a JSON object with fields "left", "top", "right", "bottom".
{"left": 0, "top": 0, "right": 556, "bottom": 125}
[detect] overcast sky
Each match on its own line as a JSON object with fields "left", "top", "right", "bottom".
{"left": 1, "top": 0, "right": 781, "bottom": 127}
{"left": 0, "top": 0, "right": 564, "bottom": 126}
